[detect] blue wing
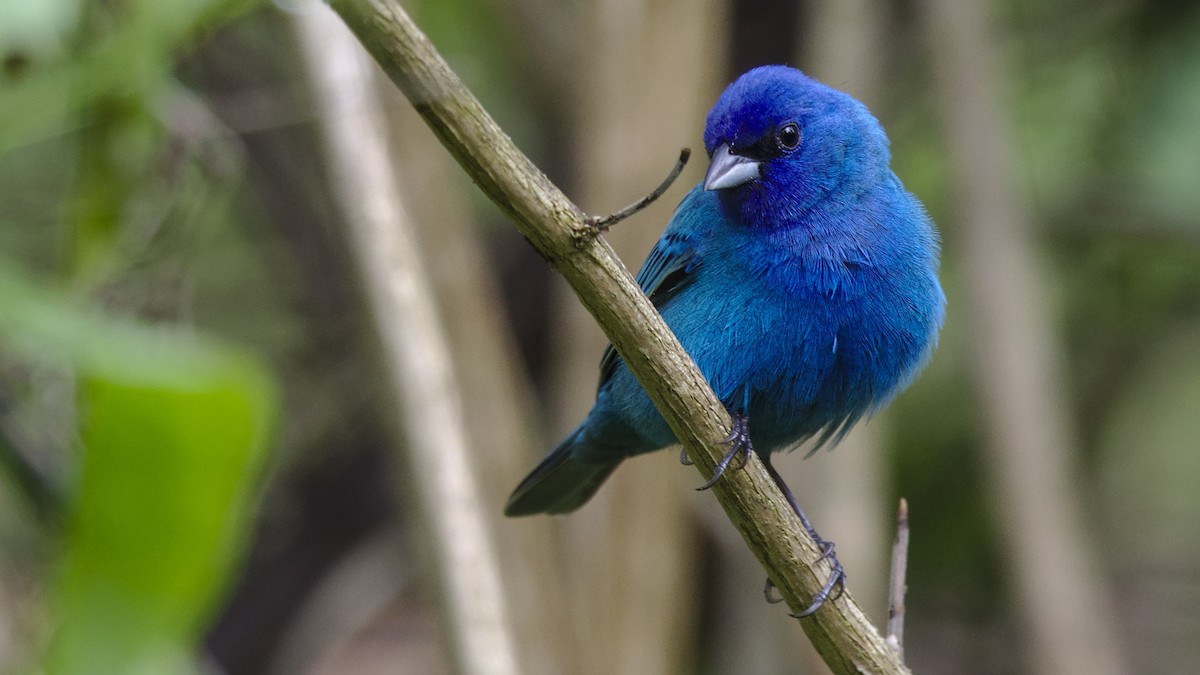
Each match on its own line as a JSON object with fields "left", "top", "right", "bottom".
{"left": 597, "top": 227, "right": 702, "bottom": 388}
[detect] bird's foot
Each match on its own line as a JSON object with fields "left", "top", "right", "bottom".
{"left": 695, "top": 411, "right": 753, "bottom": 491}
{"left": 759, "top": 457, "right": 848, "bottom": 618}
{"left": 789, "top": 536, "right": 847, "bottom": 618}
{"left": 762, "top": 545, "right": 846, "bottom": 617}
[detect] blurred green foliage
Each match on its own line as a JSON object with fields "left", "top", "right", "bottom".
{"left": 0, "top": 263, "right": 275, "bottom": 674}
{"left": 54, "top": 374, "right": 271, "bottom": 675}
{"left": 0, "top": 0, "right": 277, "bottom": 672}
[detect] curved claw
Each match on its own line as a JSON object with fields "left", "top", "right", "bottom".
{"left": 729, "top": 445, "right": 751, "bottom": 472}
{"left": 829, "top": 574, "right": 848, "bottom": 603}
{"left": 790, "top": 560, "right": 847, "bottom": 619}
{"left": 718, "top": 412, "right": 751, "bottom": 447}
{"left": 763, "top": 577, "right": 784, "bottom": 604}
{"left": 679, "top": 446, "right": 693, "bottom": 466}
{"left": 696, "top": 412, "right": 753, "bottom": 491}
{"left": 815, "top": 539, "right": 836, "bottom": 563}
{"left": 695, "top": 443, "right": 751, "bottom": 490}
{"left": 752, "top": 451, "right": 850, "bottom": 619}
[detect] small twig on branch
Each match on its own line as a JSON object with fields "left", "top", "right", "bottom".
{"left": 586, "top": 148, "right": 691, "bottom": 231}
{"left": 886, "top": 498, "right": 910, "bottom": 656}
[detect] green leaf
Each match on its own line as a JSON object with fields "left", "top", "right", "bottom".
{"left": 0, "top": 0, "right": 79, "bottom": 65}
{"left": 1118, "top": 12, "right": 1200, "bottom": 222}
{"left": 0, "top": 0, "right": 263, "bottom": 153}
{"left": 0, "top": 262, "right": 275, "bottom": 674}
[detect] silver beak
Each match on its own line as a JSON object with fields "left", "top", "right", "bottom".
{"left": 703, "top": 144, "right": 760, "bottom": 191}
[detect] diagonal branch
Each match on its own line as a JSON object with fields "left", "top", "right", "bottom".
{"left": 328, "top": 0, "right": 910, "bottom": 672}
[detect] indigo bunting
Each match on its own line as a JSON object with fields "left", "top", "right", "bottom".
{"left": 506, "top": 65, "right": 944, "bottom": 614}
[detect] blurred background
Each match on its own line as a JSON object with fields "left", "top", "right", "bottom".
{"left": 1, "top": 0, "right": 1198, "bottom": 673}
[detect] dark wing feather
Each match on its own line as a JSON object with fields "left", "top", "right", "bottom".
{"left": 597, "top": 231, "right": 701, "bottom": 388}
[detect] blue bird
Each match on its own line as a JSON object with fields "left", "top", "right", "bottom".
{"left": 505, "top": 65, "right": 944, "bottom": 614}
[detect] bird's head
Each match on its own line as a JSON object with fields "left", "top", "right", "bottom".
{"left": 702, "top": 65, "right": 891, "bottom": 228}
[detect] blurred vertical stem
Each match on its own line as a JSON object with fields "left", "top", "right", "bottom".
{"left": 294, "top": 6, "right": 520, "bottom": 675}
{"left": 379, "top": 5, "right": 579, "bottom": 671}
{"left": 918, "top": 1, "right": 1128, "bottom": 674}
{"left": 328, "top": 0, "right": 911, "bottom": 672}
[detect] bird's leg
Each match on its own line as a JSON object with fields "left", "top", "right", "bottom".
{"left": 694, "top": 410, "right": 754, "bottom": 491}
{"left": 586, "top": 149, "right": 691, "bottom": 232}
{"left": 763, "top": 577, "right": 784, "bottom": 604}
{"left": 762, "top": 455, "right": 847, "bottom": 618}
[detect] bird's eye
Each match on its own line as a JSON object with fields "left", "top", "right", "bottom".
{"left": 777, "top": 123, "right": 801, "bottom": 151}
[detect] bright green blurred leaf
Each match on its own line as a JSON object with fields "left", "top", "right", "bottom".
{"left": 50, "top": 377, "right": 272, "bottom": 675}
{"left": 0, "top": 0, "right": 262, "bottom": 153}
{"left": 0, "top": 0, "right": 79, "bottom": 65}
{"left": 1120, "top": 13, "right": 1200, "bottom": 222}
{"left": 0, "top": 261, "right": 275, "bottom": 675}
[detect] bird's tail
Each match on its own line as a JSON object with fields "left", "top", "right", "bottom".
{"left": 504, "top": 427, "right": 621, "bottom": 516}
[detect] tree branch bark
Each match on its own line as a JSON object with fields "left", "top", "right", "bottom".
{"left": 328, "top": 0, "right": 910, "bottom": 671}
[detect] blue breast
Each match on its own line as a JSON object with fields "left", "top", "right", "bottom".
{"left": 580, "top": 183, "right": 942, "bottom": 461}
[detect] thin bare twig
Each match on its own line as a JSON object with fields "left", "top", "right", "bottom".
{"left": 586, "top": 148, "right": 691, "bottom": 231}
{"left": 886, "top": 497, "right": 909, "bottom": 657}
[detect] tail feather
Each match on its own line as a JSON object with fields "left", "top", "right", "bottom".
{"left": 504, "top": 430, "right": 621, "bottom": 516}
